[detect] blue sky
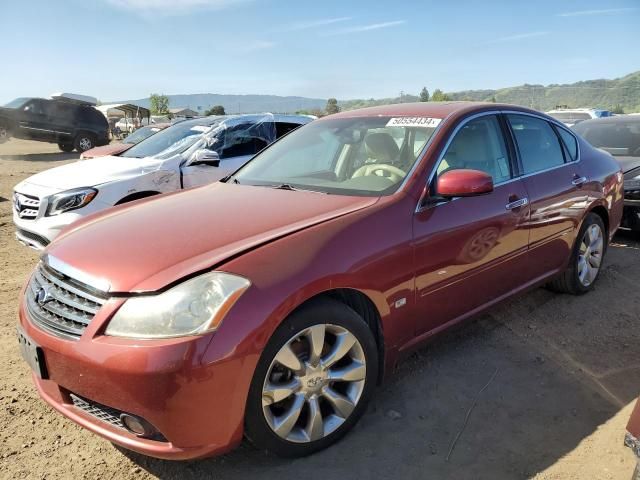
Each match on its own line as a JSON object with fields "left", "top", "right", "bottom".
{"left": 1, "top": 0, "right": 639, "bottom": 103}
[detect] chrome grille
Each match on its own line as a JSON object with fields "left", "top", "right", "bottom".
{"left": 26, "top": 263, "right": 107, "bottom": 340}
{"left": 70, "top": 394, "right": 126, "bottom": 430}
{"left": 13, "top": 192, "right": 41, "bottom": 219}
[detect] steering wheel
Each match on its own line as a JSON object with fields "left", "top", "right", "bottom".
{"left": 352, "top": 164, "right": 406, "bottom": 183}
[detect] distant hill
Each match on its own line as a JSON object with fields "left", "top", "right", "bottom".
{"left": 341, "top": 71, "right": 640, "bottom": 113}
{"left": 114, "top": 93, "right": 326, "bottom": 114}
{"left": 114, "top": 71, "right": 640, "bottom": 115}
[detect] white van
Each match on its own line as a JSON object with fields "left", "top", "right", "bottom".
{"left": 13, "top": 113, "right": 312, "bottom": 249}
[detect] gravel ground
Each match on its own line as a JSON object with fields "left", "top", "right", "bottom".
{"left": 0, "top": 138, "right": 639, "bottom": 479}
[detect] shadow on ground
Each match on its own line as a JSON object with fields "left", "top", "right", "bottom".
{"left": 0, "top": 152, "right": 79, "bottom": 162}
{"left": 116, "top": 233, "right": 640, "bottom": 479}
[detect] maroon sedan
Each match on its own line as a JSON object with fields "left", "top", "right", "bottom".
{"left": 17, "top": 102, "right": 623, "bottom": 459}
{"left": 79, "top": 124, "right": 170, "bottom": 159}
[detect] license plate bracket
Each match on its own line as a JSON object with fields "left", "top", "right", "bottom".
{"left": 17, "top": 326, "right": 48, "bottom": 379}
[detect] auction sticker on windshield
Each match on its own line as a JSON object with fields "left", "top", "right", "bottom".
{"left": 386, "top": 117, "right": 442, "bottom": 128}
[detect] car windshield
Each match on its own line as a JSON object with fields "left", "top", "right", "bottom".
{"left": 230, "top": 116, "right": 440, "bottom": 196}
{"left": 4, "top": 97, "right": 29, "bottom": 108}
{"left": 121, "top": 119, "right": 219, "bottom": 159}
{"left": 123, "top": 126, "right": 161, "bottom": 145}
{"left": 574, "top": 120, "right": 640, "bottom": 157}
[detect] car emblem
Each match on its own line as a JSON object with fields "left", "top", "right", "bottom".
{"left": 36, "top": 286, "right": 53, "bottom": 306}
{"left": 306, "top": 377, "right": 323, "bottom": 388}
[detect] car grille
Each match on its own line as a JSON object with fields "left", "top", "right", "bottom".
{"left": 70, "top": 393, "right": 126, "bottom": 430}
{"left": 70, "top": 393, "right": 167, "bottom": 441}
{"left": 25, "top": 263, "right": 107, "bottom": 341}
{"left": 13, "top": 192, "right": 41, "bottom": 219}
{"left": 15, "top": 228, "right": 50, "bottom": 249}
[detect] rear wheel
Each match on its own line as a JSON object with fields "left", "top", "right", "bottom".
{"left": 245, "top": 298, "right": 378, "bottom": 457}
{"left": 547, "top": 212, "right": 606, "bottom": 294}
{"left": 58, "top": 142, "right": 74, "bottom": 152}
{"left": 74, "top": 133, "right": 95, "bottom": 153}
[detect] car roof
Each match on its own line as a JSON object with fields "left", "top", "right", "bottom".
{"left": 175, "top": 113, "right": 312, "bottom": 129}
{"left": 322, "top": 101, "right": 537, "bottom": 120}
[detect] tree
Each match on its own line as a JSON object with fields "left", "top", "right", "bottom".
{"left": 325, "top": 98, "right": 340, "bottom": 115}
{"left": 612, "top": 104, "right": 625, "bottom": 114}
{"left": 419, "top": 87, "right": 430, "bottom": 102}
{"left": 205, "top": 105, "right": 226, "bottom": 116}
{"left": 430, "top": 89, "right": 451, "bottom": 102}
{"left": 149, "top": 93, "right": 169, "bottom": 115}
{"left": 489, "top": 95, "right": 497, "bottom": 103}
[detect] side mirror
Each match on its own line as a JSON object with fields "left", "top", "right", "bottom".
{"left": 190, "top": 149, "right": 220, "bottom": 167}
{"left": 437, "top": 169, "right": 494, "bottom": 198}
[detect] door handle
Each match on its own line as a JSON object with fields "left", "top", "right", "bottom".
{"left": 572, "top": 176, "right": 588, "bottom": 187}
{"left": 506, "top": 198, "right": 528, "bottom": 210}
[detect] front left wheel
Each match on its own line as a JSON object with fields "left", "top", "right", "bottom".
{"left": 245, "top": 298, "right": 378, "bottom": 457}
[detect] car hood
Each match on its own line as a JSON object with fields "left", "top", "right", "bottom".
{"left": 81, "top": 143, "right": 132, "bottom": 159}
{"left": 47, "top": 183, "right": 379, "bottom": 293}
{"left": 615, "top": 156, "right": 640, "bottom": 174}
{"left": 14, "top": 155, "right": 164, "bottom": 192}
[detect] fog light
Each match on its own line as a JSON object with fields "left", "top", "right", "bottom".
{"left": 120, "top": 414, "right": 148, "bottom": 436}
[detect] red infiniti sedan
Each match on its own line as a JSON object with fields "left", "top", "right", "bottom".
{"left": 17, "top": 102, "right": 623, "bottom": 459}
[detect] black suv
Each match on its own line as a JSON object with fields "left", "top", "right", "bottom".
{"left": 0, "top": 97, "right": 109, "bottom": 152}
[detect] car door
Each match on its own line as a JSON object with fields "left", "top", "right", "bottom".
{"left": 505, "top": 113, "right": 586, "bottom": 279}
{"left": 17, "top": 99, "right": 55, "bottom": 141}
{"left": 181, "top": 122, "right": 270, "bottom": 188}
{"left": 413, "top": 113, "right": 531, "bottom": 336}
{"left": 48, "top": 102, "right": 77, "bottom": 143}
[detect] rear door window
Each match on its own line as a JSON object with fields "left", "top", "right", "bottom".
{"left": 507, "top": 114, "right": 565, "bottom": 174}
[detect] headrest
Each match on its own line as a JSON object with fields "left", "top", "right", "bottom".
{"left": 365, "top": 133, "right": 400, "bottom": 162}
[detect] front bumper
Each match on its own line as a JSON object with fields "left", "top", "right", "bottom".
{"left": 18, "top": 293, "right": 255, "bottom": 460}
{"left": 12, "top": 201, "right": 108, "bottom": 250}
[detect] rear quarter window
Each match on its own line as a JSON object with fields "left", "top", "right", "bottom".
{"left": 556, "top": 127, "right": 578, "bottom": 161}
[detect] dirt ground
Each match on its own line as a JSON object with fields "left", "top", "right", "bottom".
{"left": 0, "top": 138, "right": 639, "bottom": 479}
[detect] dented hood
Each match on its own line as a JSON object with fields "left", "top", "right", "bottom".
{"left": 46, "top": 182, "right": 378, "bottom": 293}
{"left": 16, "top": 155, "right": 165, "bottom": 191}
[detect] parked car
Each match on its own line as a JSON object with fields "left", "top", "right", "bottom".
{"left": 626, "top": 398, "right": 640, "bottom": 479}
{"left": 80, "top": 123, "right": 171, "bottom": 159}
{"left": 16, "top": 102, "right": 623, "bottom": 460}
{"left": 12, "top": 114, "right": 311, "bottom": 249}
{"left": 0, "top": 93, "right": 109, "bottom": 152}
{"left": 573, "top": 116, "right": 640, "bottom": 230}
{"left": 115, "top": 116, "right": 168, "bottom": 133}
{"left": 546, "top": 108, "right": 612, "bottom": 127}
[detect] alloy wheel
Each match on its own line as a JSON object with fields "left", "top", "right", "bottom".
{"left": 79, "top": 137, "right": 93, "bottom": 151}
{"left": 577, "top": 223, "right": 603, "bottom": 287}
{"left": 262, "top": 324, "right": 367, "bottom": 443}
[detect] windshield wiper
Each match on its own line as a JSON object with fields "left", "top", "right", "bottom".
{"left": 272, "top": 183, "right": 297, "bottom": 191}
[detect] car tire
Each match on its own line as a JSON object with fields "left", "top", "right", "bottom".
{"left": 547, "top": 212, "right": 607, "bottom": 295}
{"left": 245, "top": 297, "right": 378, "bottom": 458}
{"left": 58, "top": 142, "right": 74, "bottom": 152}
{"left": 74, "top": 133, "right": 96, "bottom": 153}
{"left": 0, "top": 124, "right": 10, "bottom": 144}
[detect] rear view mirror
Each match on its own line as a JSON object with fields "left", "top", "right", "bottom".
{"left": 437, "top": 169, "right": 493, "bottom": 197}
{"left": 190, "top": 149, "right": 220, "bottom": 167}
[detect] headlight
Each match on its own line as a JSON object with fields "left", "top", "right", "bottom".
{"left": 46, "top": 187, "right": 97, "bottom": 216}
{"left": 104, "top": 272, "right": 251, "bottom": 339}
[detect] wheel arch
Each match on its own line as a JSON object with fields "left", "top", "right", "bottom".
{"left": 588, "top": 204, "right": 609, "bottom": 239}
{"left": 289, "top": 288, "right": 386, "bottom": 384}
{"left": 115, "top": 190, "right": 161, "bottom": 205}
